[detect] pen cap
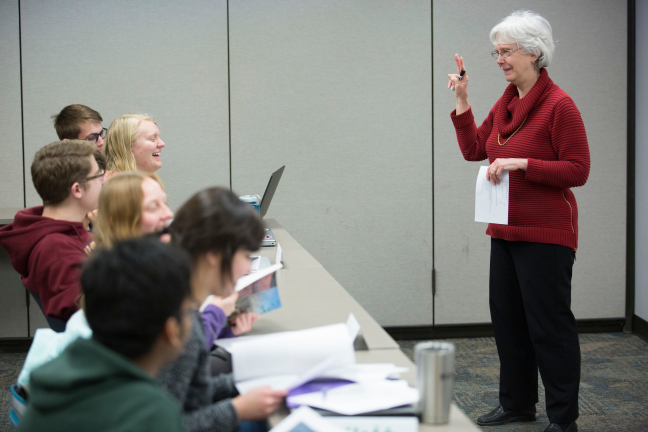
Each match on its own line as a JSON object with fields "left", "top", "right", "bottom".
{"left": 415, "top": 341, "right": 455, "bottom": 424}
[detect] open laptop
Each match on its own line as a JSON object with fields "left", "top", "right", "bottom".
{"left": 260, "top": 166, "right": 285, "bottom": 246}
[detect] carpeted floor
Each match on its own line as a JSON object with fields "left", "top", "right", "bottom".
{"left": 1, "top": 334, "right": 646, "bottom": 431}
{"left": 398, "top": 333, "right": 648, "bottom": 432}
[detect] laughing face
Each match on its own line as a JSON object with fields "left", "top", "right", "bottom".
{"left": 132, "top": 120, "right": 165, "bottom": 173}
{"left": 495, "top": 43, "right": 538, "bottom": 88}
{"left": 140, "top": 177, "right": 173, "bottom": 234}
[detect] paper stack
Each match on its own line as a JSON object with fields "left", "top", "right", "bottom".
{"left": 216, "top": 314, "right": 419, "bottom": 415}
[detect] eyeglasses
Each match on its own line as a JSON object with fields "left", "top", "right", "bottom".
{"left": 80, "top": 169, "right": 105, "bottom": 184}
{"left": 85, "top": 128, "right": 107, "bottom": 143}
{"left": 491, "top": 48, "right": 520, "bottom": 59}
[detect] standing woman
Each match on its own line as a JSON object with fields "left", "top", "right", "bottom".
{"left": 102, "top": 114, "right": 166, "bottom": 185}
{"left": 447, "top": 10, "right": 589, "bottom": 432}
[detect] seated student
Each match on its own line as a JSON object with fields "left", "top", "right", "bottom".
{"left": 12, "top": 171, "right": 172, "bottom": 390}
{"left": 95, "top": 172, "right": 258, "bottom": 345}
{"left": 102, "top": 114, "right": 165, "bottom": 185}
{"left": 52, "top": 104, "right": 106, "bottom": 229}
{"left": 18, "top": 238, "right": 193, "bottom": 432}
{"left": 52, "top": 104, "right": 106, "bottom": 151}
{"left": 0, "top": 141, "right": 103, "bottom": 322}
{"left": 94, "top": 172, "right": 173, "bottom": 248}
{"left": 159, "top": 187, "right": 286, "bottom": 432}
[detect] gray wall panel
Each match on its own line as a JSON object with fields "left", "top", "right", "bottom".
{"left": 636, "top": 0, "right": 648, "bottom": 321}
{"left": 20, "top": 0, "right": 230, "bottom": 210}
{"left": 230, "top": 0, "right": 433, "bottom": 326}
{"left": 433, "top": 0, "right": 626, "bottom": 324}
{"left": 0, "top": 0, "right": 24, "bottom": 208}
{"left": 0, "top": 247, "right": 27, "bottom": 338}
{"left": 0, "top": 1, "right": 27, "bottom": 338}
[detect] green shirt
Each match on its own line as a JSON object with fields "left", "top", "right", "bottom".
{"left": 19, "top": 337, "right": 184, "bottom": 432}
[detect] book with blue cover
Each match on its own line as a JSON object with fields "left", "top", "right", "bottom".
{"left": 235, "top": 263, "right": 283, "bottom": 315}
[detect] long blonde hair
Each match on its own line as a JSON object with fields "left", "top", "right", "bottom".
{"left": 94, "top": 172, "right": 159, "bottom": 249}
{"left": 102, "top": 114, "right": 163, "bottom": 187}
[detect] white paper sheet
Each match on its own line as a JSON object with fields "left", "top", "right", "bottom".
{"left": 218, "top": 314, "right": 360, "bottom": 385}
{"left": 276, "top": 243, "right": 283, "bottom": 265}
{"left": 327, "top": 417, "right": 418, "bottom": 432}
{"left": 320, "top": 363, "right": 408, "bottom": 383}
{"left": 475, "top": 166, "right": 509, "bottom": 225}
{"left": 235, "top": 262, "right": 283, "bottom": 292}
{"left": 286, "top": 380, "right": 419, "bottom": 416}
{"left": 270, "top": 406, "right": 345, "bottom": 432}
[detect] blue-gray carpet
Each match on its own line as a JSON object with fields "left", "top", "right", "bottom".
{"left": 398, "top": 333, "right": 648, "bottom": 431}
{"left": 1, "top": 334, "right": 646, "bottom": 431}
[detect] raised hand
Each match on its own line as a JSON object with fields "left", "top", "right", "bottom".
{"left": 447, "top": 54, "right": 470, "bottom": 115}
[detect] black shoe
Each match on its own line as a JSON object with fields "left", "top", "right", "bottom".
{"left": 544, "top": 423, "right": 578, "bottom": 432}
{"left": 477, "top": 405, "right": 536, "bottom": 426}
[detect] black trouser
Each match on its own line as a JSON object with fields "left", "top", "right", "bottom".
{"left": 489, "top": 238, "right": 580, "bottom": 425}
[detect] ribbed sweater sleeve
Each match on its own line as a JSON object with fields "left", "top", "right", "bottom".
{"left": 450, "top": 105, "right": 497, "bottom": 162}
{"left": 525, "top": 97, "right": 590, "bottom": 188}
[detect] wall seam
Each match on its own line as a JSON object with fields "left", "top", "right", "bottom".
{"left": 226, "top": 0, "right": 233, "bottom": 190}
{"left": 18, "top": 0, "right": 26, "bottom": 209}
{"left": 430, "top": 2, "right": 435, "bottom": 335}
{"left": 625, "top": 0, "right": 636, "bottom": 333}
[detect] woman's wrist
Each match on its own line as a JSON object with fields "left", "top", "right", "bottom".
{"left": 455, "top": 99, "right": 470, "bottom": 115}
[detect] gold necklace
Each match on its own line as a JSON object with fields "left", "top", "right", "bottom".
{"left": 498, "top": 115, "right": 528, "bottom": 146}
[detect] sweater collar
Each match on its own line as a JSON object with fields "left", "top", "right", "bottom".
{"left": 497, "top": 68, "right": 552, "bottom": 137}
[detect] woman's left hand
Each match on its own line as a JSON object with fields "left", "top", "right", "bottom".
{"left": 487, "top": 158, "right": 528, "bottom": 185}
{"left": 229, "top": 312, "right": 260, "bottom": 336}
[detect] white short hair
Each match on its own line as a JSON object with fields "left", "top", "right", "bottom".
{"left": 490, "top": 10, "right": 554, "bottom": 70}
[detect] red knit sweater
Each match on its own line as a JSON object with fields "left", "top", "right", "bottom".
{"left": 451, "top": 68, "right": 590, "bottom": 250}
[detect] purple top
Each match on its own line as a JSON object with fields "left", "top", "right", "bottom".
{"left": 201, "top": 304, "right": 236, "bottom": 350}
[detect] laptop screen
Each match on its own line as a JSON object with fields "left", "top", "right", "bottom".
{"left": 260, "top": 165, "right": 285, "bottom": 218}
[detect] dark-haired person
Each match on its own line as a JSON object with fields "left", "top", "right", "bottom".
{"left": 18, "top": 238, "right": 192, "bottom": 432}
{"left": 158, "top": 187, "right": 286, "bottom": 432}
{"left": 52, "top": 104, "right": 107, "bottom": 151}
{"left": 0, "top": 141, "right": 104, "bottom": 324}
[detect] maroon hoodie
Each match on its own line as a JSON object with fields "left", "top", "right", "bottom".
{"left": 0, "top": 207, "right": 93, "bottom": 321}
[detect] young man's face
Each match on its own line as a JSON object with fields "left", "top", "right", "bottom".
{"left": 80, "top": 155, "right": 104, "bottom": 211}
{"left": 77, "top": 122, "right": 105, "bottom": 151}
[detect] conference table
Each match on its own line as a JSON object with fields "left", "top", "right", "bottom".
{"left": 0, "top": 208, "right": 479, "bottom": 431}
{"left": 255, "top": 219, "right": 480, "bottom": 431}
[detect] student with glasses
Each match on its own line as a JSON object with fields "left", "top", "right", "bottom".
{"left": 447, "top": 10, "right": 589, "bottom": 432}
{"left": 0, "top": 141, "right": 105, "bottom": 325}
{"left": 52, "top": 104, "right": 107, "bottom": 151}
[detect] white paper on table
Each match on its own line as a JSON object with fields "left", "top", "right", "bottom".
{"left": 286, "top": 380, "right": 419, "bottom": 416}
{"left": 275, "top": 243, "right": 283, "bottom": 265}
{"left": 475, "top": 166, "right": 509, "bottom": 225}
{"left": 218, "top": 314, "right": 360, "bottom": 384}
{"left": 319, "top": 363, "right": 408, "bottom": 383}
{"left": 270, "top": 406, "right": 346, "bottom": 432}
{"left": 327, "top": 416, "right": 418, "bottom": 432}
{"left": 236, "top": 351, "right": 345, "bottom": 394}
{"left": 250, "top": 256, "right": 261, "bottom": 272}
{"left": 238, "top": 363, "right": 407, "bottom": 393}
